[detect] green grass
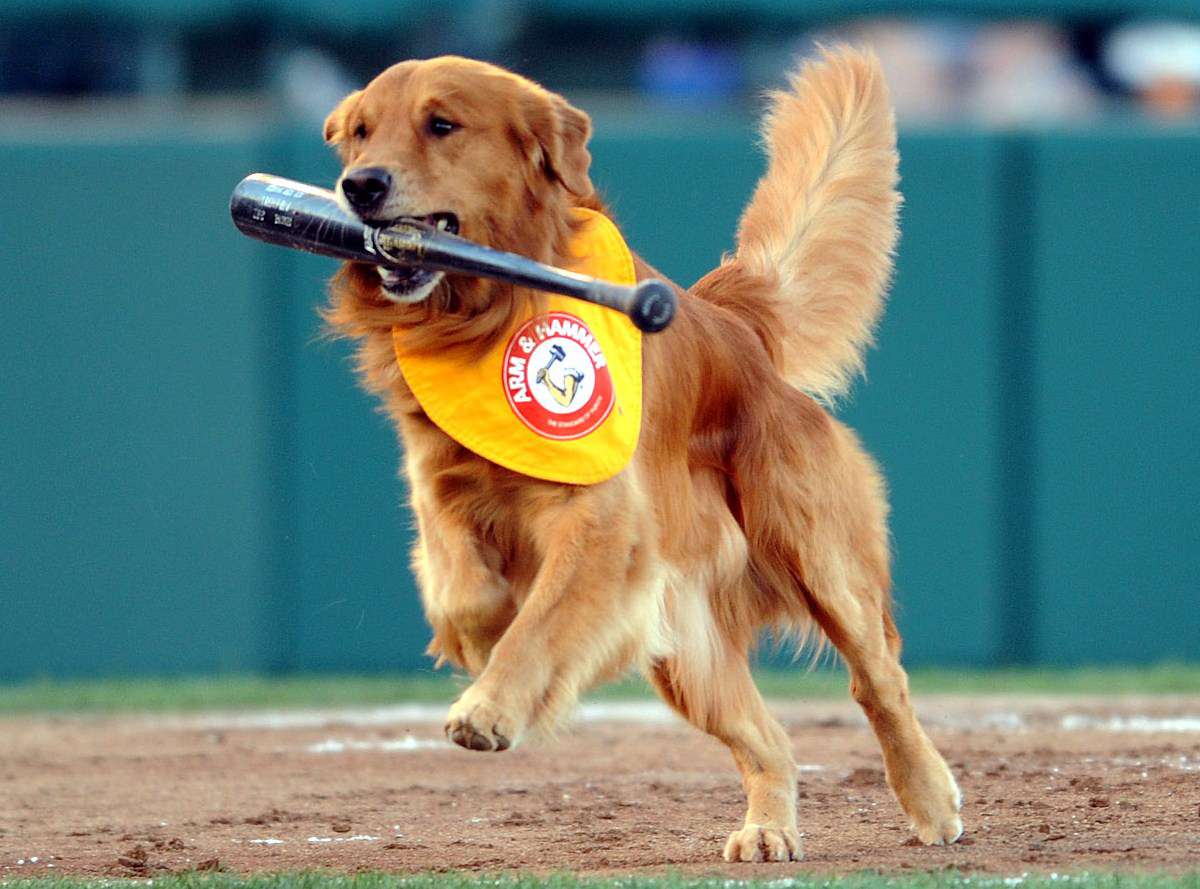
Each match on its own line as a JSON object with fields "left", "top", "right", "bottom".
{"left": 0, "top": 663, "right": 1197, "bottom": 716}
{"left": 2, "top": 872, "right": 1199, "bottom": 889}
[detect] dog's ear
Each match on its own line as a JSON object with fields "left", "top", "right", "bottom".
{"left": 520, "top": 92, "right": 593, "bottom": 198}
{"left": 323, "top": 90, "right": 363, "bottom": 146}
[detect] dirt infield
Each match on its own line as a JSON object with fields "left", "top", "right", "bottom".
{"left": 2, "top": 695, "right": 1198, "bottom": 877}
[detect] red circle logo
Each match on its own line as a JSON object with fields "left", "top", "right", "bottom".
{"left": 502, "top": 311, "right": 615, "bottom": 440}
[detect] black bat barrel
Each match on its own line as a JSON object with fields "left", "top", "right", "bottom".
{"left": 230, "top": 173, "right": 677, "bottom": 332}
{"left": 230, "top": 173, "right": 379, "bottom": 264}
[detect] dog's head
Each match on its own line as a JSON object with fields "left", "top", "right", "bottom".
{"left": 323, "top": 56, "right": 594, "bottom": 342}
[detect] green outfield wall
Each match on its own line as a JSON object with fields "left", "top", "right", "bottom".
{"left": 1, "top": 114, "right": 1197, "bottom": 680}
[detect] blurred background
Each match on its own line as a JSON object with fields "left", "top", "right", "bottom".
{"left": 1, "top": 1, "right": 1197, "bottom": 683}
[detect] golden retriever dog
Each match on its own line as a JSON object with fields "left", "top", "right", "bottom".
{"left": 321, "top": 47, "right": 963, "bottom": 862}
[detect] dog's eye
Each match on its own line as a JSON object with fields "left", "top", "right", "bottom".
{"left": 427, "top": 115, "right": 459, "bottom": 138}
{"left": 353, "top": 122, "right": 368, "bottom": 140}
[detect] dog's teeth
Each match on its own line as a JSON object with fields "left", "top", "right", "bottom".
{"left": 436, "top": 218, "right": 447, "bottom": 231}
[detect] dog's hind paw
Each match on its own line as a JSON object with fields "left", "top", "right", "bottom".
{"left": 913, "top": 814, "right": 964, "bottom": 846}
{"left": 722, "top": 824, "right": 802, "bottom": 862}
{"left": 902, "top": 762, "right": 964, "bottom": 845}
{"left": 444, "top": 689, "right": 519, "bottom": 752}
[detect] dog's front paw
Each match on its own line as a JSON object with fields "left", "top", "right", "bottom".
{"left": 444, "top": 687, "right": 521, "bottom": 752}
{"left": 722, "top": 824, "right": 802, "bottom": 862}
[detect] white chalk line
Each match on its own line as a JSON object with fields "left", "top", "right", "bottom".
{"left": 153, "top": 701, "right": 1200, "bottom": 735}
{"left": 304, "top": 736, "right": 451, "bottom": 753}
{"left": 1060, "top": 714, "right": 1200, "bottom": 733}
{"left": 236, "top": 835, "right": 384, "bottom": 846}
{"left": 307, "top": 835, "right": 381, "bottom": 843}
{"left": 171, "top": 700, "right": 683, "bottom": 731}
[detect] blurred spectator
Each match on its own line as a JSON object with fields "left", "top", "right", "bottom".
{"left": 1104, "top": 20, "right": 1200, "bottom": 118}
{"left": 969, "top": 21, "right": 1099, "bottom": 123}
{"left": 638, "top": 37, "right": 742, "bottom": 104}
{"left": 836, "top": 19, "right": 972, "bottom": 122}
{"left": 830, "top": 18, "right": 1099, "bottom": 124}
{"left": 275, "top": 47, "right": 359, "bottom": 126}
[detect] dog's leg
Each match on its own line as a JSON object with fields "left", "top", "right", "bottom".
{"left": 810, "top": 586, "right": 963, "bottom": 845}
{"left": 444, "top": 479, "right": 661, "bottom": 752}
{"left": 648, "top": 642, "right": 800, "bottom": 862}
{"left": 740, "top": 415, "right": 963, "bottom": 847}
{"left": 414, "top": 513, "right": 514, "bottom": 676}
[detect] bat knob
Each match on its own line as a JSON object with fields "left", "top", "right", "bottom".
{"left": 629, "top": 279, "right": 677, "bottom": 333}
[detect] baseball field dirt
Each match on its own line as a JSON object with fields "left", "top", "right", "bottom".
{"left": 2, "top": 695, "right": 1198, "bottom": 877}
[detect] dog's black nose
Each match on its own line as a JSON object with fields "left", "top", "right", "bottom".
{"left": 341, "top": 167, "right": 392, "bottom": 215}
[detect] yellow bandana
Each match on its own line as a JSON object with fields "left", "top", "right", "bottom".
{"left": 392, "top": 208, "right": 642, "bottom": 485}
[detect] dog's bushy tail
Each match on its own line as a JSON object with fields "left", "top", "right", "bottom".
{"left": 702, "top": 46, "right": 899, "bottom": 402}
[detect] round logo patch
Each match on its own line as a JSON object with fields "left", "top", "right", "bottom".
{"left": 502, "top": 311, "right": 615, "bottom": 440}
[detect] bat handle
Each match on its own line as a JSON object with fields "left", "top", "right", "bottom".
{"left": 587, "top": 278, "right": 678, "bottom": 333}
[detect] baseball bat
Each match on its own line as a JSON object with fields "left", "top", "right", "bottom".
{"left": 229, "top": 173, "right": 677, "bottom": 333}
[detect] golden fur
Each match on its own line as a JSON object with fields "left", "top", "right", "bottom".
{"left": 322, "top": 48, "right": 963, "bottom": 862}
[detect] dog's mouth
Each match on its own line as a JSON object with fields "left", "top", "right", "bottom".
{"left": 375, "top": 212, "right": 459, "bottom": 303}
{"left": 387, "top": 211, "right": 459, "bottom": 235}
